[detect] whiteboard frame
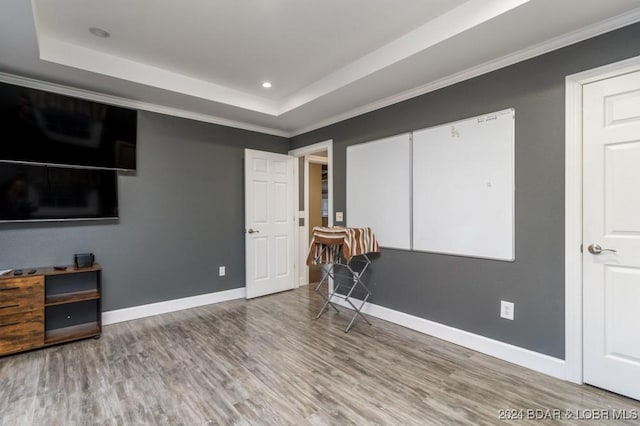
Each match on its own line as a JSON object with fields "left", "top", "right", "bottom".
{"left": 411, "top": 108, "right": 515, "bottom": 261}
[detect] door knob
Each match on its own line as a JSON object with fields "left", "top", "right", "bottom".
{"left": 247, "top": 228, "right": 259, "bottom": 234}
{"left": 587, "top": 244, "right": 616, "bottom": 255}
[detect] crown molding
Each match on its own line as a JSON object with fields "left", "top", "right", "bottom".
{"left": 289, "top": 7, "right": 640, "bottom": 137}
{"left": 0, "top": 71, "right": 290, "bottom": 137}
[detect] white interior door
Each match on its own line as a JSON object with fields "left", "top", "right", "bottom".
{"left": 583, "top": 70, "right": 640, "bottom": 400}
{"left": 245, "top": 149, "right": 296, "bottom": 299}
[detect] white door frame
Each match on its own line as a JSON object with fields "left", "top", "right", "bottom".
{"left": 289, "top": 140, "right": 334, "bottom": 287}
{"left": 565, "top": 55, "right": 640, "bottom": 384}
{"left": 304, "top": 155, "right": 329, "bottom": 285}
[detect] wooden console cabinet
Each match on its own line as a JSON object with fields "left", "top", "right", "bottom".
{"left": 0, "top": 264, "right": 101, "bottom": 356}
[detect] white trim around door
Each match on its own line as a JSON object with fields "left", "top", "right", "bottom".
{"left": 565, "top": 55, "right": 640, "bottom": 384}
{"left": 289, "top": 140, "right": 334, "bottom": 289}
{"left": 303, "top": 155, "right": 329, "bottom": 285}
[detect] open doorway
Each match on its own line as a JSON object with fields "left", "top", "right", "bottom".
{"left": 289, "top": 140, "right": 334, "bottom": 287}
{"left": 307, "top": 155, "right": 328, "bottom": 283}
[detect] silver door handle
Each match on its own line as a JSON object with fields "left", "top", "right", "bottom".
{"left": 587, "top": 244, "right": 617, "bottom": 255}
{"left": 247, "top": 229, "right": 260, "bottom": 234}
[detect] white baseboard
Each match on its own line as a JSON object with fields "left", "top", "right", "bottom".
{"left": 331, "top": 296, "right": 568, "bottom": 380}
{"left": 102, "top": 287, "right": 246, "bottom": 325}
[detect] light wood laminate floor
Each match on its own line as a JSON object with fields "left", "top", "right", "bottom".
{"left": 1, "top": 287, "right": 638, "bottom": 425}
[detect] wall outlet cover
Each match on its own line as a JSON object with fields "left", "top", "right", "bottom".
{"left": 219, "top": 266, "right": 226, "bottom": 276}
{"left": 336, "top": 211, "right": 344, "bottom": 222}
{"left": 500, "top": 300, "right": 514, "bottom": 320}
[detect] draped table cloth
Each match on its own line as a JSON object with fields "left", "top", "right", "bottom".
{"left": 306, "top": 226, "right": 380, "bottom": 265}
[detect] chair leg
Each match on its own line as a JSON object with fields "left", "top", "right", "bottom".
{"left": 314, "top": 267, "right": 340, "bottom": 319}
{"left": 344, "top": 290, "right": 371, "bottom": 332}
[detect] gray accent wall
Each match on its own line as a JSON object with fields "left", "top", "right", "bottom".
{"left": 290, "top": 23, "right": 640, "bottom": 359}
{"left": 0, "top": 111, "right": 289, "bottom": 310}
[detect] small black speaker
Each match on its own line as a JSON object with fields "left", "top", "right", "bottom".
{"left": 74, "top": 253, "right": 95, "bottom": 269}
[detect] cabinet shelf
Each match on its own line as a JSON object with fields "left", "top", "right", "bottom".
{"left": 45, "top": 289, "right": 100, "bottom": 306}
{"left": 45, "top": 321, "right": 100, "bottom": 345}
{"left": 39, "top": 264, "right": 102, "bottom": 276}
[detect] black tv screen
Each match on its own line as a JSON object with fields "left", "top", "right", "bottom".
{"left": 0, "top": 81, "right": 137, "bottom": 170}
{"left": 0, "top": 163, "right": 118, "bottom": 222}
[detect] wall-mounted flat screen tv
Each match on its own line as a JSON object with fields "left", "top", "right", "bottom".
{"left": 0, "top": 163, "right": 118, "bottom": 222}
{"left": 0, "top": 80, "right": 137, "bottom": 170}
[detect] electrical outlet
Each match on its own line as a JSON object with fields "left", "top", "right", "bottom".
{"left": 500, "top": 300, "right": 514, "bottom": 320}
{"left": 336, "top": 212, "right": 344, "bottom": 222}
{"left": 219, "top": 266, "right": 226, "bottom": 277}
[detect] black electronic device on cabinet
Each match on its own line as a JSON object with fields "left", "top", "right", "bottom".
{"left": 74, "top": 253, "right": 95, "bottom": 269}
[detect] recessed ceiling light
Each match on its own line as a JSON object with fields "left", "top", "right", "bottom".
{"left": 262, "top": 82, "right": 272, "bottom": 89}
{"left": 89, "top": 27, "right": 110, "bottom": 38}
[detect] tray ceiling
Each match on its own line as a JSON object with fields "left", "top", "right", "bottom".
{"left": 0, "top": 0, "right": 638, "bottom": 136}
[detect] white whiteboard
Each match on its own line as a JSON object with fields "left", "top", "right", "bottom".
{"left": 347, "top": 134, "right": 411, "bottom": 250}
{"left": 412, "top": 109, "right": 515, "bottom": 260}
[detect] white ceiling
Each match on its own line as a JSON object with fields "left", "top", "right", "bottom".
{"left": 0, "top": 0, "right": 639, "bottom": 136}
{"left": 34, "top": 0, "right": 466, "bottom": 101}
